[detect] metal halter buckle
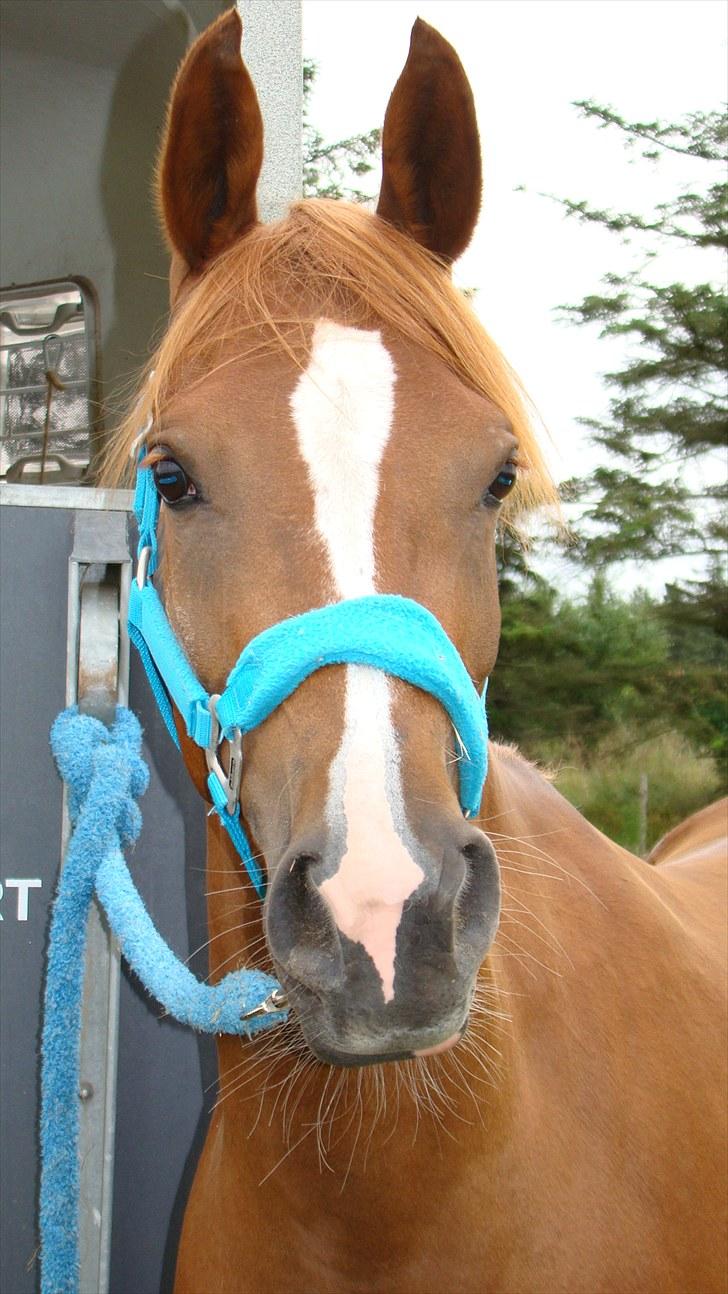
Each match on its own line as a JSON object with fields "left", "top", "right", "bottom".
{"left": 240, "top": 988, "right": 289, "bottom": 1021}
{"left": 205, "top": 694, "right": 243, "bottom": 816}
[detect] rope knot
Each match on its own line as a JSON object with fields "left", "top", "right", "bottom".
{"left": 50, "top": 706, "right": 148, "bottom": 829}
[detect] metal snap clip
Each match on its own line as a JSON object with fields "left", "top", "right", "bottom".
{"left": 205, "top": 694, "right": 243, "bottom": 816}
{"left": 241, "top": 988, "right": 289, "bottom": 1021}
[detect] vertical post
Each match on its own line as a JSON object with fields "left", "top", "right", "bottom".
{"left": 237, "top": 0, "right": 303, "bottom": 222}
{"left": 638, "top": 772, "right": 649, "bottom": 857}
{"left": 64, "top": 511, "right": 132, "bottom": 1294}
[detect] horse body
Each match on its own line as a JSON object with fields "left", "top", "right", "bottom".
{"left": 109, "top": 9, "right": 727, "bottom": 1290}
{"left": 176, "top": 754, "right": 726, "bottom": 1294}
{"left": 649, "top": 797, "right": 728, "bottom": 870}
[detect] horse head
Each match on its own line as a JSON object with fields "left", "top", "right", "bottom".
{"left": 117, "top": 9, "right": 554, "bottom": 1067}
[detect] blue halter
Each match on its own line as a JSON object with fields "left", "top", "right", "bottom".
{"left": 38, "top": 448, "right": 491, "bottom": 1294}
{"left": 127, "top": 451, "right": 490, "bottom": 899}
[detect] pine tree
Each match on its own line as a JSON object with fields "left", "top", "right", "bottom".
{"left": 544, "top": 102, "right": 728, "bottom": 770}
{"left": 303, "top": 59, "right": 380, "bottom": 203}
{"left": 557, "top": 103, "right": 727, "bottom": 567}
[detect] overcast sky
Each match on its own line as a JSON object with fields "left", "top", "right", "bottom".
{"left": 302, "top": 0, "right": 727, "bottom": 590}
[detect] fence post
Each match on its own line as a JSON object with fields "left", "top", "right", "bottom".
{"left": 638, "top": 772, "right": 649, "bottom": 856}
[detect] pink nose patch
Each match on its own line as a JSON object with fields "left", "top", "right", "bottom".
{"left": 319, "top": 670, "right": 424, "bottom": 1003}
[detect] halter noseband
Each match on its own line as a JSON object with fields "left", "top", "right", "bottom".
{"left": 127, "top": 447, "right": 490, "bottom": 900}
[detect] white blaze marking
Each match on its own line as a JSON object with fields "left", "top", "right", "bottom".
{"left": 321, "top": 668, "right": 423, "bottom": 1003}
{"left": 291, "top": 318, "right": 394, "bottom": 596}
{"left": 290, "top": 319, "right": 424, "bottom": 1002}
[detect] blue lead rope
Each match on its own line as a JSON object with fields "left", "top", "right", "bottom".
{"left": 39, "top": 707, "right": 284, "bottom": 1294}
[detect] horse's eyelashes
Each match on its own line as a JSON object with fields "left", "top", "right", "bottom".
{"left": 483, "top": 461, "right": 518, "bottom": 506}
{"left": 152, "top": 456, "right": 200, "bottom": 507}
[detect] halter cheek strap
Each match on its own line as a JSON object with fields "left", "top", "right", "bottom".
{"left": 128, "top": 456, "right": 489, "bottom": 898}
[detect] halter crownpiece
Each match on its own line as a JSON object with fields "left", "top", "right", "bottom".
{"left": 128, "top": 444, "right": 490, "bottom": 899}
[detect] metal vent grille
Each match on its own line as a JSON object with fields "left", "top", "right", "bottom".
{"left": 0, "top": 279, "right": 98, "bottom": 483}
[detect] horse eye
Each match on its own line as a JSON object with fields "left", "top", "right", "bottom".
{"left": 151, "top": 457, "right": 199, "bottom": 506}
{"left": 484, "top": 460, "right": 518, "bottom": 505}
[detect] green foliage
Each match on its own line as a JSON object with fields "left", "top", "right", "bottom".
{"left": 490, "top": 572, "right": 676, "bottom": 750}
{"left": 490, "top": 564, "right": 727, "bottom": 842}
{"left": 556, "top": 101, "right": 727, "bottom": 569}
{"left": 561, "top": 102, "right": 727, "bottom": 244}
{"left": 658, "top": 566, "right": 728, "bottom": 760}
{"left": 495, "top": 98, "right": 728, "bottom": 846}
{"left": 563, "top": 466, "right": 718, "bottom": 565}
{"left": 498, "top": 563, "right": 727, "bottom": 756}
{"left": 553, "top": 729, "right": 722, "bottom": 854}
{"left": 303, "top": 59, "right": 380, "bottom": 203}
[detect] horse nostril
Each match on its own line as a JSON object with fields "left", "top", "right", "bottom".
{"left": 286, "top": 852, "right": 320, "bottom": 876}
{"left": 454, "top": 828, "right": 501, "bottom": 962}
{"left": 461, "top": 839, "right": 487, "bottom": 868}
{"left": 265, "top": 844, "right": 344, "bottom": 994}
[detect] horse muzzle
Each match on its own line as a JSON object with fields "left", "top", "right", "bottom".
{"left": 264, "top": 822, "right": 501, "bottom": 1065}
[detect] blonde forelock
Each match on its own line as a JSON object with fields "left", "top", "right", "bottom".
{"left": 101, "top": 199, "right": 558, "bottom": 521}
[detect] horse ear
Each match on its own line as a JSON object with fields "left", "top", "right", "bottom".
{"left": 376, "top": 19, "right": 481, "bottom": 263}
{"left": 158, "top": 8, "right": 263, "bottom": 278}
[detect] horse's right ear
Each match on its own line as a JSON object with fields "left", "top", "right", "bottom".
{"left": 158, "top": 8, "right": 263, "bottom": 288}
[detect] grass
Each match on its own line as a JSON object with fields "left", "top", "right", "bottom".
{"left": 546, "top": 728, "right": 723, "bottom": 855}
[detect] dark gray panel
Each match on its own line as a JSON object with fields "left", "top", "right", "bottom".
{"left": 0, "top": 505, "right": 71, "bottom": 1294}
{"left": 0, "top": 504, "right": 213, "bottom": 1294}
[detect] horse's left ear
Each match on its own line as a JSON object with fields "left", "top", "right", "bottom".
{"left": 158, "top": 8, "right": 263, "bottom": 284}
{"left": 377, "top": 19, "right": 481, "bottom": 263}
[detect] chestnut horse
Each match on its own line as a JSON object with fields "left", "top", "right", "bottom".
{"left": 108, "top": 11, "right": 727, "bottom": 1293}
